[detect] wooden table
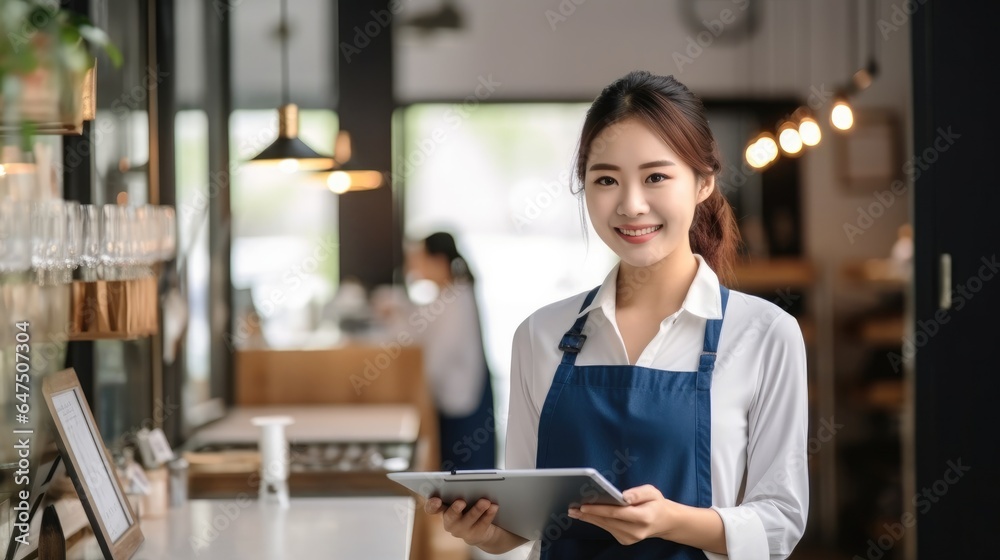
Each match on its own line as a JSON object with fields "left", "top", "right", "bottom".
{"left": 66, "top": 497, "right": 415, "bottom": 560}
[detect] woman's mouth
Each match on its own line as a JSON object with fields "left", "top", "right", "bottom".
{"left": 614, "top": 225, "right": 663, "bottom": 244}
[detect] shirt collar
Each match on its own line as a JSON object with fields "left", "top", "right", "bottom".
{"left": 576, "top": 254, "right": 723, "bottom": 321}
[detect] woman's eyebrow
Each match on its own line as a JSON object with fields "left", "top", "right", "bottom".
{"left": 588, "top": 160, "right": 676, "bottom": 171}
{"left": 638, "top": 160, "right": 676, "bottom": 169}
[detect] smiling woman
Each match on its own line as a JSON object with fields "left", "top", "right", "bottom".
{"left": 424, "top": 71, "right": 810, "bottom": 560}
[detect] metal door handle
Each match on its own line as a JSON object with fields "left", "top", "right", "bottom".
{"left": 939, "top": 253, "right": 952, "bottom": 310}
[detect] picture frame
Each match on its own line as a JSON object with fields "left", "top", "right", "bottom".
{"left": 835, "top": 109, "right": 903, "bottom": 192}
{"left": 41, "top": 369, "right": 143, "bottom": 560}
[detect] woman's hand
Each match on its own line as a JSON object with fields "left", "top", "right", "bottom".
{"left": 568, "top": 484, "right": 678, "bottom": 546}
{"left": 423, "top": 497, "right": 527, "bottom": 553}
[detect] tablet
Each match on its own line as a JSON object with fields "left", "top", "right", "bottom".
{"left": 387, "top": 468, "right": 627, "bottom": 540}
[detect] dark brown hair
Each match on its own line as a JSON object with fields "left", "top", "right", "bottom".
{"left": 574, "top": 71, "right": 741, "bottom": 285}
{"left": 423, "top": 231, "right": 474, "bottom": 283}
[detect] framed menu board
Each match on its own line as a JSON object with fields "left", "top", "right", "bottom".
{"left": 42, "top": 369, "right": 143, "bottom": 559}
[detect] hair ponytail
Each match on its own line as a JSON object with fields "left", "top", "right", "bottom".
{"left": 690, "top": 187, "right": 741, "bottom": 285}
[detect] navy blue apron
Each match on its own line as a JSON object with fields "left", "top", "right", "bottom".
{"left": 439, "top": 368, "right": 496, "bottom": 470}
{"left": 535, "top": 285, "right": 729, "bottom": 559}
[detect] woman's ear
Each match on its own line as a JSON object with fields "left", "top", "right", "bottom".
{"left": 696, "top": 175, "right": 716, "bottom": 203}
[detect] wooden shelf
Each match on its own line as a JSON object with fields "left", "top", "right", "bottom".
{"left": 840, "top": 259, "right": 908, "bottom": 289}
{"left": 851, "top": 380, "right": 905, "bottom": 412}
{"left": 857, "top": 316, "right": 904, "bottom": 345}
{"left": 734, "top": 258, "right": 817, "bottom": 292}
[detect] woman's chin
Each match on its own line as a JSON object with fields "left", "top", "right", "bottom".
{"left": 614, "top": 241, "right": 681, "bottom": 269}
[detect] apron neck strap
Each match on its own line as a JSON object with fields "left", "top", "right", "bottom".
{"left": 558, "top": 286, "right": 600, "bottom": 366}
{"left": 697, "top": 286, "right": 730, "bottom": 382}
{"left": 702, "top": 286, "right": 730, "bottom": 354}
{"left": 558, "top": 285, "right": 731, "bottom": 368}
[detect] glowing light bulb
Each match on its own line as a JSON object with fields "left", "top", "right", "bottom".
{"left": 327, "top": 171, "right": 352, "bottom": 194}
{"left": 745, "top": 143, "right": 765, "bottom": 169}
{"left": 831, "top": 101, "right": 854, "bottom": 131}
{"left": 0, "top": 165, "right": 6, "bottom": 177}
{"left": 757, "top": 134, "right": 779, "bottom": 163}
{"left": 778, "top": 124, "right": 803, "bottom": 155}
{"left": 745, "top": 134, "right": 778, "bottom": 169}
{"left": 798, "top": 117, "right": 822, "bottom": 146}
{"left": 278, "top": 158, "right": 300, "bottom": 173}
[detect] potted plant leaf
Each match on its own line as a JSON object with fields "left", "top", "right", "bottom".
{"left": 0, "top": 0, "right": 121, "bottom": 140}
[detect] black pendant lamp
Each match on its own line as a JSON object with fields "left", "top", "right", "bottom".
{"left": 247, "top": 0, "right": 334, "bottom": 171}
{"left": 323, "top": 130, "right": 385, "bottom": 193}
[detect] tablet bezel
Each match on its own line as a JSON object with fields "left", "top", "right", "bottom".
{"left": 388, "top": 468, "right": 627, "bottom": 540}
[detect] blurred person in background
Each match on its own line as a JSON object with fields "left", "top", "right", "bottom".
{"left": 403, "top": 231, "right": 497, "bottom": 470}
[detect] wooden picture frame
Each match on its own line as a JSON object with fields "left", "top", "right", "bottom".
{"left": 835, "top": 109, "right": 903, "bottom": 192}
{"left": 41, "top": 369, "right": 143, "bottom": 559}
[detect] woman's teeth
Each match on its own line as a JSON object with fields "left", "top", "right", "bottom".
{"left": 616, "top": 225, "right": 662, "bottom": 237}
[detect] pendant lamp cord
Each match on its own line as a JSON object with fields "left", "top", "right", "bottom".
{"left": 868, "top": 0, "right": 878, "bottom": 69}
{"left": 849, "top": 0, "right": 858, "bottom": 71}
{"left": 280, "top": 0, "right": 290, "bottom": 106}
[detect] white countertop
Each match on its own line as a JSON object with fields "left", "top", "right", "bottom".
{"left": 67, "top": 496, "right": 415, "bottom": 560}
{"left": 189, "top": 405, "right": 421, "bottom": 446}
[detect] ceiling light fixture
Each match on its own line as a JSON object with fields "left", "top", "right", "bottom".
{"left": 247, "top": 0, "right": 333, "bottom": 171}
{"left": 322, "top": 131, "right": 384, "bottom": 193}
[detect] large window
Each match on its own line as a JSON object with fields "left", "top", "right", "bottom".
{"left": 229, "top": 110, "right": 341, "bottom": 349}
{"left": 400, "top": 103, "right": 617, "bottom": 464}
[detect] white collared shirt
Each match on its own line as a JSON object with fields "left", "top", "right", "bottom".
{"left": 505, "top": 255, "right": 809, "bottom": 560}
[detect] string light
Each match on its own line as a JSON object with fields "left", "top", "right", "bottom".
{"left": 778, "top": 122, "right": 803, "bottom": 156}
{"left": 746, "top": 133, "right": 779, "bottom": 169}
{"left": 798, "top": 117, "right": 822, "bottom": 146}
{"left": 745, "top": 143, "right": 766, "bottom": 169}
{"left": 831, "top": 98, "right": 854, "bottom": 131}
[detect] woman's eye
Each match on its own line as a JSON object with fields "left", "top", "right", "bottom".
{"left": 646, "top": 173, "right": 671, "bottom": 184}
{"left": 594, "top": 176, "right": 616, "bottom": 186}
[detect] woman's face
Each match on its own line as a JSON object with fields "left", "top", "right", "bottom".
{"left": 405, "top": 244, "right": 450, "bottom": 286}
{"left": 584, "top": 118, "right": 713, "bottom": 269}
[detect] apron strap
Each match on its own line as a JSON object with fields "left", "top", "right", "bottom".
{"left": 558, "top": 286, "right": 600, "bottom": 366}
{"left": 697, "top": 286, "right": 730, "bottom": 389}
{"left": 559, "top": 285, "right": 730, "bottom": 371}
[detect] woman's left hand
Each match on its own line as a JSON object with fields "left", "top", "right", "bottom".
{"left": 568, "top": 484, "right": 677, "bottom": 546}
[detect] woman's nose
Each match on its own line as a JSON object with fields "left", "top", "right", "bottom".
{"left": 617, "top": 183, "right": 648, "bottom": 217}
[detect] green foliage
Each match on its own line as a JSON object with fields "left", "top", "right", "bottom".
{"left": 0, "top": 0, "right": 120, "bottom": 142}
{"left": 0, "top": 0, "right": 121, "bottom": 78}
